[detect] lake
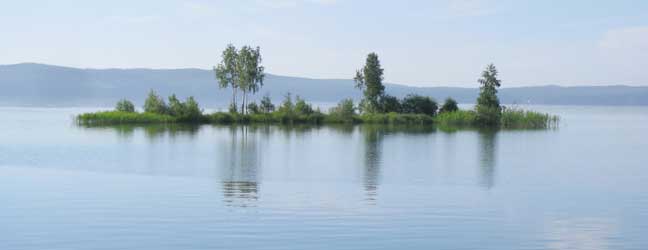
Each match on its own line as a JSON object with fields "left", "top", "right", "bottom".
{"left": 1, "top": 106, "right": 647, "bottom": 250}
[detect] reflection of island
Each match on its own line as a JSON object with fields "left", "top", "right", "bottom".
{"left": 78, "top": 124, "right": 200, "bottom": 140}
{"left": 220, "top": 126, "right": 261, "bottom": 207}
{"left": 477, "top": 129, "right": 497, "bottom": 189}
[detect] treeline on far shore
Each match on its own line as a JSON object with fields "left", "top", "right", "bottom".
{"left": 76, "top": 45, "right": 559, "bottom": 129}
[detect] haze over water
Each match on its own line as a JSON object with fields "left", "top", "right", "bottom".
{"left": 1, "top": 106, "right": 647, "bottom": 249}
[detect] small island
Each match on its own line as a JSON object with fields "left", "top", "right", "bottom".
{"left": 77, "top": 45, "right": 558, "bottom": 129}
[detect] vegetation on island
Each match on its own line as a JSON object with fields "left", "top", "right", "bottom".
{"left": 77, "top": 45, "right": 558, "bottom": 129}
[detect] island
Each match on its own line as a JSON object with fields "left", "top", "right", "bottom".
{"left": 77, "top": 45, "right": 558, "bottom": 130}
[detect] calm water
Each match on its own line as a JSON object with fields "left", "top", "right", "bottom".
{"left": 1, "top": 106, "right": 647, "bottom": 250}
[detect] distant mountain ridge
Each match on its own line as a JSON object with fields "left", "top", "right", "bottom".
{"left": 1, "top": 63, "right": 647, "bottom": 107}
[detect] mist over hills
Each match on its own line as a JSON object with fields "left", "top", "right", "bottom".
{"left": 1, "top": 63, "right": 647, "bottom": 108}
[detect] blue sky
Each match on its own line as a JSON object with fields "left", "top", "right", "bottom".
{"left": 1, "top": 0, "right": 647, "bottom": 87}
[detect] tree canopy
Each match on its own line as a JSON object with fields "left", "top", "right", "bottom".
{"left": 354, "top": 53, "right": 385, "bottom": 113}
{"left": 214, "top": 44, "right": 265, "bottom": 114}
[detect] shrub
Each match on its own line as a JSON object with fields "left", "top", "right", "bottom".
{"left": 294, "top": 96, "right": 314, "bottom": 115}
{"left": 475, "top": 105, "right": 501, "bottom": 126}
{"left": 380, "top": 95, "right": 402, "bottom": 113}
{"left": 439, "top": 98, "right": 459, "bottom": 113}
{"left": 328, "top": 99, "right": 357, "bottom": 123}
{"left": 144, "top": 90, "right": 169, "bottom": 115}
{"left": 277, "top": 93, "right": 294, "bottom": 114}
{"left": 260, "top": 95, "right": 275, "bottom": 113}
{"left": 168, "top": 94, "right": 185, "bottom": 116}
{"left": 115, "top": 99, "right": 135, "bottom": 113}
{"left": 247, "top": 102, "right": 261, "bottom": 114}
{"left": 401, "top": 94, "right": 438, "bottom": 116}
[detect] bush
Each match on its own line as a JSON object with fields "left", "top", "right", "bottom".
{"left": 439, "top": 98, "right": 459, "bottom": 113}
{"left": 328, "top": 99, "right": 357, "bottom": 123}
{"left": 144, "top": 90, "right": 169, "bottom": 115}
{"left": 475, "top": 105, "right": 501, "bottom": 126}
{"left": 260, "top": 95, "right": 275, "bottom": 113}
{"left": 168, "top": 94, "right": 185, "bottom": 116}
{"left": 277, "top": 93, "right": 294, "bottom": 114}
{"left": 115, "top": 99, "right": 135, "bottom": 113}
{"left": 294, "top": 96, "right": 314, "bottom": 115}
{"left": 380, "top": 95, "right": 402, "bottom": 113}
{"left": 247, "top": 102, "right": 260, "bottom": 114}
{"left": 401, "top": 94, "right": 438, "bottom": 116}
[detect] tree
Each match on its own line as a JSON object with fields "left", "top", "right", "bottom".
{"left": 236, "top": 46, "right": 265, "bottom": 114}
{"left": 144, "top": 89, "right": 168, "bottom": 114}
{"left": 214, "top": 44, "right": 239, "bottom": 112}
{"left": 401, "top": 94, "right": 438, "bottom": 116}
{"left": 260, "top": 94, "right": 275, "bottom": 113}
{"left": 354, "top": 53, "right": 385, "bottom": 113}
{"left": 439, "top": 98, "right": 459, "bottom": 113}
{"left": 115, "top": 99, "right": 135, "bottom": 113}
{"left": 475, "top": 64, "right": 502, "bottom": 126}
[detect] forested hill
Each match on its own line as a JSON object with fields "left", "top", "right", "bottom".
{"left": 1, "top": 63, "right": 647, "bottom": 107}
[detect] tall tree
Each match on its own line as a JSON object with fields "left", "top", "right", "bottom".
{"left": 354, "top": 53, "right": 385, "bottom": 113}
{"left": 214, "top": 44, "right": 239, "bottom": 112}
{"left": 236, "top": 46, "right": 265, "bottom": 114}
{"left": 475, "top": 63, "right": 502, "bottom": 125}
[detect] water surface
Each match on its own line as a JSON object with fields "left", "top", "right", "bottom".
{"left": 1, "top": 106, "right": 647, "bottom": 249}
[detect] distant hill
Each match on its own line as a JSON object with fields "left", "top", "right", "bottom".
{"left": 1, "top": 63, "right": 647, "bottom": 107}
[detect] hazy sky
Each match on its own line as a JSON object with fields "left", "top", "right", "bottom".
{"left": 1, "top": 0, "right": 647, "bottom": 87}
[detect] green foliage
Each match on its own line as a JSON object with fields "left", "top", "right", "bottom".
{"left": 166, "top": 94, "right": 204, "bottom": 121}
{"left": 143, "top": 89, "right": 169, "bottom": 115}
{"left": 354, "top": 53, "right": 385, "bottom": 113}
{"left": 247, "top": 102, "right": 260, "bottom": 114}
{"left": 115, "top": 99, "right": 135, "bottom": 113}
{"left": 401, "top": 94, "right": 438, "bottom": 116}
{"left": 77, "top": 111, "right": 176, "bottom": 125}
{"left": 439, "top": 98, "right": 459, "bottom": 113}
{"left": 260, "top": 94, "right": 275, "bottom": 113}
{"left": 435, "top": 110, "right": 477, "bottom": 127}
{"left": 168, "top": 94, "right": 184, "bottom": 116}
{"left": 214, "top": 44, "right": 239, "bottom": 109}
{"left": 359, "top": 113, "right": 434, "bottom": 125}
{"left": 500, "top": 107, "right": 559, "bottom": 129}
{"left": 277, "top": 93, "right": 294, "bottom": 114}
{"left": 294, "top": 96, "right": 314, "bottom": 115}
{"left": 328, "top": 99, "right": 357, "bottom": 123}
{"left": 475, "top": 64, "right": 502, "bottom": 126}
{"left": 380, "top": 95, "right": 402, "bottom": 113}
{"left": 214, "top": 44, "right": 265, "bottom": 114}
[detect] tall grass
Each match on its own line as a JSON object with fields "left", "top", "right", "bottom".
{"left": 500, "top": 108, "right": 559, "bottom": 129}
{"left": 76, "top": 111, "right": 177, "bottom": 125}
{"left": 434, "top": 110, "right": 477, "bottom": 127}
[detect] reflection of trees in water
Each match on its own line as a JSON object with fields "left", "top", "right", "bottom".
{"left": 361, "top": 125, "right": 383, "bottom": 202}
{"left": 477, "top": 129, "right": 497, "bottom": 189}
{"left": 220, "top": 126, "right": 261, "bottom": 207}
{"left": 360, "top": 125, "right": 437, "bottom": 203}
{"left": 78, "top": 124, "right": 201, "bottom": 140}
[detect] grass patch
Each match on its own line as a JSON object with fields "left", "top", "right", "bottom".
{"left": 76, "top": 111, "right": 177, "bottom": 125}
